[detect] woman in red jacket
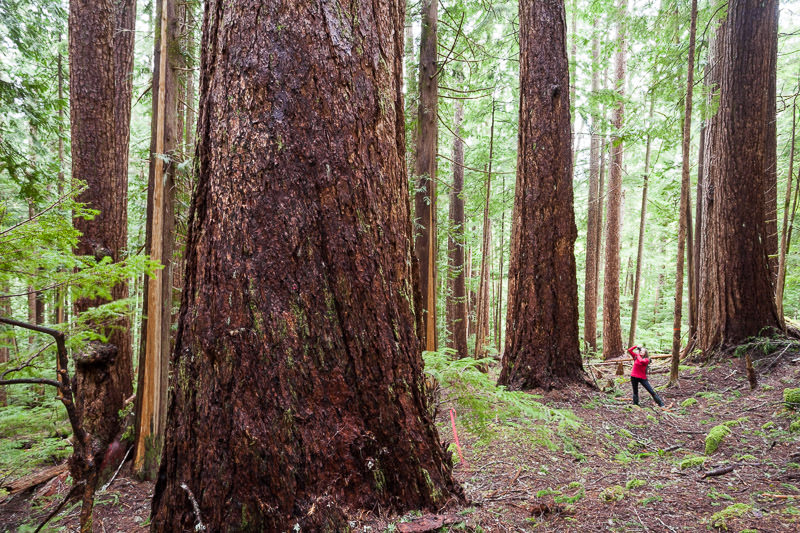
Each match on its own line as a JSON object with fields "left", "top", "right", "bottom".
{"left": 628, "top": 345, "right": 665, "bottom": 407}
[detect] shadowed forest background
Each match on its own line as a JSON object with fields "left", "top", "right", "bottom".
{"left": 2, "top": 0, "right": 800, "bottom": 531}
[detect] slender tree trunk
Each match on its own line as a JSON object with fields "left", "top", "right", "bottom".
{"left": 628, "top": 96, "right": 653, "bottom": 347}
{"left": 777, "top": 93, "right": 797, "bottom": 328}
{"left": 495, "top": 174, "right": 505, "bottom": 353}
{"left": 134, "top": 0, "right": 178, "bottom": 480}
{"left": 56, "top": 42, "right": 66, "bottom": 327}
{"left": 695, "top": 121, "right": 706, "bottom": 313}
{"left": 498, "top": 0, "right": 582, "bottom": 390}
{"left": 584, "top": 23, "right": 601, "bottom": 352}
{"left": 446, "top": 101, "right": 468, "bottom": 358}
{"left": 0, "top": 284, "right": 8, "bottom": 406}
{"left": 475, "top": 105, "right": 495, "bottom": 358}
{"left": 697, "top": 0, "right": 781, "bottom": 352}
{"left": 414, "top": 0, "right": 439, "bottom": 352}
{"left": 602, "top": 0, "right": 627, "bottom": 360}
{"left": 151, "top": 2, "right": 462, "bottom": 529}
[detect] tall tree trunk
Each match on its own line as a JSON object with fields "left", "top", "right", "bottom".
{"left": 474, "top": 106, "right": 495, "bottom": 358}
{"left": 669, "top": 0, "right": 697, "bottom": 384}
{"left": 628, "top": 96, "right": 653, "bottom": 347}
{"left": 446, "top": 101, "right": 468, "bottom": 358}
{"left": 0, "top": 283, "right": 8, "bottom": 406}
{"left": 602, "top": 0, "right": 627, "bottom": 360}
{"left": 765, "top": 7, "right": 779, "bottom": 285}
{"left": 134, "top": 0, "right": 178, "bottom": 480}
{"left": 584, "top": 23, "right": 601, "bottom": 352}
{"left": 69, "top": 0, "right": 135, "bottom": 528}
{"left": 776, "top": 91, "right": 797, "bottom": 329}
{"left": 414, "top": 0, "right": 438, "bottom": 352}
{"left": 151, "top": 2, "right": 462, "bottom": 529}
{"left": 697, "top": 0, "right": 781, "bottom": 352}
{"left": 56, "top": 41, "right": 66, "bottom": 328}
{"left": 498, "top": 0, "right": 582, "bottom": 390}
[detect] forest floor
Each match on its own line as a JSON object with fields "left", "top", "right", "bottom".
{"left": 1, "top": 345, "right": 799, "bottom": 532}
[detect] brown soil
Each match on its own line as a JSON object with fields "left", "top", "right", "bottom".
{"left": 2, "top": 351, "right": 799, "bottom": 532}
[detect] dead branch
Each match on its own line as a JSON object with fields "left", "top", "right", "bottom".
{"left": 701, "top": 464, "right": 735, "bottom": 479}
{"left": 34, "top": 480, "right": 85, "bottom": 533}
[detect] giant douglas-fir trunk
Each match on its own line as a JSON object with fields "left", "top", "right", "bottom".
{"left": 697, "top": 0, "right": 781, "bottom": 352}
{"left": 498, "top": 0, "right": 583, "bottom": 390}
{"left": 151, "top": 1, "right": 461, "bottom": 529}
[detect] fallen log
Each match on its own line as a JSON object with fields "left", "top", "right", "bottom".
{"left": 2, "top": 463, "right": 69, "bottom": 494}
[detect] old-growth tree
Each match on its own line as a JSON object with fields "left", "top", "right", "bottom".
{"left": 697, "top": 0, "right": 781, "bottom": 352}
{"left": 69, "top": 0, "right": 133, "bottom": 449}
{"left": 498, "top": 0, "right": 583, "bottom": 390}
{"left": 415, "top": 0, "right": 438, "bottom": 351}
{"left": 151, "top": 1, "right": 461, "bottom": 530}
{"left": 602, "top": 0, "right": 627, "bottom": 359}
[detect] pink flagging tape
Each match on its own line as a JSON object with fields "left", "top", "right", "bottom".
{"left": 449, "top": 408, "right": 466, "bottom": 466}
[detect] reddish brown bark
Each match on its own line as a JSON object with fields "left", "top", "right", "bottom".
{"left": 446, "top": 101, "right": 468, "bottom": 358}
{"left": 498, "top": 0, "right": 583, "bottom": 390}
{"left": 151, "top": 1, "right": 461, "bottom": 529}
{"left": 697, "top": 0, "right": 781, "bottom": 352}
{"left": 414, "top": 0, "right": 438, "bottom": 352}
{"left": 474, "top": 106, "right": 495, "bottom": 358}
{"left": 70, "top": 0, "right": 133, "bottom": 453}
{"left": 602, "top": 0, "right": 627, "bottom": 360}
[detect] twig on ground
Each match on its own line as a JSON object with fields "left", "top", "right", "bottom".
{"left": 99, "top": 446, "right": 132, "bottom": 493}
{"left": 701, "top": 465, "right": 735, "bottom": 479}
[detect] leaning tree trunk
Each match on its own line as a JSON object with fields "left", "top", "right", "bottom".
{"left": 151, "top": 1, "right": 462, "bottom": 530}
{"left": 414, "top": 0, "right": 439, "bottom": 352}
{"left": 602, "top": 0, "right": 627, "bottom": 360}
{"left": 498, "top": 0, "right": 583, "bottom": 390}
{"left": 446, "top": 101, "right": 468, "bottom": 358}
{"left": 697, "top": 0, "right": 781, "bottom": 352}
{"left": 134, "top": 0, "right": 178, "bottom": 480}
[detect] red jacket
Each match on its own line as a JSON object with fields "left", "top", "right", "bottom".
{"left": 628, "top": 346, "right": 650, "bottom": 379}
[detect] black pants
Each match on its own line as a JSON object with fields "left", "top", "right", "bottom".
{"left": 631, "top": 377, "right": 664, "bottom": 406}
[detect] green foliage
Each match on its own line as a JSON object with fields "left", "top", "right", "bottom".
{"left": 423, "top": 350, "right": 579, "bottom": 444}
{"left": 681, "top": 397, "right": 698, "bottom": 408}
{"left": 784, "top": 388, "right": 800, "bottom": 409}
{"left": 625, "top": 479, "right": 646, "bottom": 490}
{"left": 705, "top": 424, "right": 732, "bottom": 455}
{"left": 708, "top": 503, "right": 752, "bottom": 530}
{"left": 679, "top": 456, "right": 708, "bottom": 469}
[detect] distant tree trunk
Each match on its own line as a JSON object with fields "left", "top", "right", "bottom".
{"left": 697, "top": 0, "right": 781, "bottom": 352}
{"left": 69, "top": 0, "right": 135, "bottom": 527}
{"left": 498, "top": 0, "right": 583, "bottom": 390}
{"left": 695, "top": 121, "right": 705, "bottom": 310}
{"left": 447, "top": 101, "right": 468, "bottom": 358}
{"left": 776, "top": 91, "right": 797, "bottom": 329}
{"left": 602, "top": 0, "right": 627, "bottom": 360}
{"left": 584, "top": 23, "right": 601, "bottom": 352}
{"left": 405, "top": 19, "right": 418, "bottom": 176}
{"left": 414, "top": 0, "right": 438, "bottom": 352}
{"left": 466, "top": 241, "right": 475, "bottom": 338}
{"left": 151, "top": 1, "right": 462, "bottom": 529}
{"left": 474, "top": 106, "right": 495, "bottom": 358}
{"left": 56, "top": 42, "right": 66, "bottom": 327}
{"left": 495, "top": 174, "right": 505, "bottom": 353}
{"left": 134, "top": 0, "right": 178, "bottom": 480}
{"left": 0, "top": 285, "right": 8, "bottom": 406}
{"left": 628, "top": 97, "right": 652, "bottom": 347}
{"left": 669, "top": 0, "right": 697, "bottom": 385}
